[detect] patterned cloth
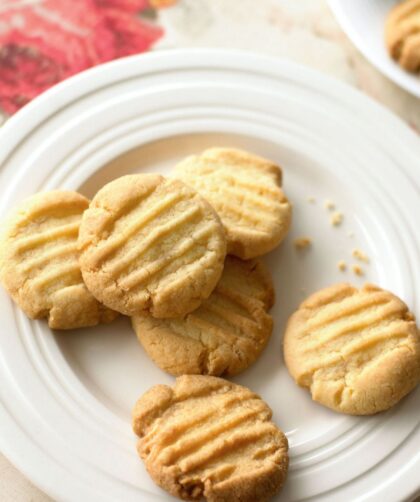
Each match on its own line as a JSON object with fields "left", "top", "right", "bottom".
{"left": 0, "top": 0, "right": 172, "bottom": 114}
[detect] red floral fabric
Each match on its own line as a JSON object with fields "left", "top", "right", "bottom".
{"left": 0, "top": 0, "right": 166, "bottom": 114}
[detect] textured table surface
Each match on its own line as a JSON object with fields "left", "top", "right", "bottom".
{"left": 1, "top": 0, "right": 419, "bottom": 501}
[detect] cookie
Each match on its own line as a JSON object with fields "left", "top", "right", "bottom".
{"left": 0, "top": 191, "right": 117, "bottom": 329}
{"left": 78, "top": 174, "right": 227, "bottom": 318}
{"left": 132, "top": 256, "right": 274, "bottom": 376}
{"left": 132, "top": 375, "right": 289, "bottom": 502}
{"left": 173, "top": 148, "right": 292, "bottom": 260}
{"left": 284, "top": 283, "right": 420, "bottom": 415}
{"left": 385, "top": 0, "right": 420, "bottom": 72}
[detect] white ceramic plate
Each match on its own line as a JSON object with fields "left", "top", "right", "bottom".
{"left": 0, "top": 49, "right": 420, "bottom": 502}
{"left": 329, "top": 0, "right": 420, "bottom": 98}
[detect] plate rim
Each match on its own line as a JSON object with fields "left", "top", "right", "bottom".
{"left": 1, "top": 48, "right": 420, "bottom": 163}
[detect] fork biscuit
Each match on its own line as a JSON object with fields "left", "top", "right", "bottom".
{"left": 284, "top": 283, "right": 420, "bottom": 415}
{"left": 173, "top": 148, "right": 292, "bottom": 259}
{"left": 132, "top": 256, "right": 274, "bottom": 376}
{"left": 0, "top": 191, "right": 117, "bottom": 329}
{"left": 385, "top": 0, "right": 420, "bottom": 72}
{"left": 79, "top": 174, "right": 227, "bottom": 318}
{"left": 132, "top": 375, "right": 289, "bottom": 502}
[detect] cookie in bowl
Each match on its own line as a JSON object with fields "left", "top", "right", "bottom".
{"left": 385, "top": 0, "right": 420, "bottom": 72}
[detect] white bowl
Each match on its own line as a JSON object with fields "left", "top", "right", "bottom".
{"left": 329, "top": 0, "right": 420, "bottom": 98}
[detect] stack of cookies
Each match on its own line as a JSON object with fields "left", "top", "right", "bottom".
{"left": 1, "top": 147, "right": 420, "bottom": 502}
{"left": 77, "top": 148, "right": 292, "bottom": 381}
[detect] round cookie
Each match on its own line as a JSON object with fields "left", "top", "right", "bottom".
{"left": 0, "top": 191, "right": 117, "bottom": 329}
{"left": 132, "top": 256, "right": 274, "bottom": 376}
{"left": 284, "top": 283, "right": 420, "bottom": 415}
{"left": 385, "top": 0, "right": 420, "bottom": 72}
{"left": 132, "top": 375, "right": 289, "bottom": 502}
{"left": 78, "top": 174, "right": 227, "bottom": 318}
{"left": 173, "top": 148, "right": 292, "bottom": 260}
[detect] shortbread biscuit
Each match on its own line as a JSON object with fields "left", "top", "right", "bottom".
{"left": 385, "top": 0, "right": 420, "bottom": 72}
{"left": 78, "top": 174, "right": 226, "bottom": 318}
{"left": 284, "top": 283, "right": 420, "bottom": 415}
{"left": 132, "top": 256, "right": 274, "bottom": 376}
{"left": 0, "top": 191, "right": 117, "bottom": 329}
{"left": 133, "top": 375, "right": 289, "bottom": 502}
{"left": 174, "top": 148, "right": 292, "bottom": 260}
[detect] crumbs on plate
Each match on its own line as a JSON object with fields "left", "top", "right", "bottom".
{"left": 352, "top": 264, "right": 364, "bottom": 276}
{"left": 352, "top": 248, "right": 369, "bottom": 263}
{"left": 324, "top": 199, "right": 335, "bottom": 210}
{"left": 294, "top": 237, "right": 312, "bottom": 250}
{"left": 330, "top": 211, "right": 343, "bottom": 226}
{"left": 337, "top": 260, "right": 347, "bottom": 272}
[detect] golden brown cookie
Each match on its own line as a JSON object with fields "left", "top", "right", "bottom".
{"left": 0, "top": 191, "right": 117, "bottom": 329}
{"left": 132, "top": 256, "right": 274, "bottom": 376}
{"left": 132, "top": 375, "right": 289, "bottom": 502}
{"left": 385, "top": 0, "right": 420, "bottom": 72}
{"left": 284, "top": 283, "right": 420, "bottom": 415}
{"left": 78, "top": 174, "right": 227, "bottom": 318}
{"left": 173, "top": 148, "right": 292, "bottom": 260}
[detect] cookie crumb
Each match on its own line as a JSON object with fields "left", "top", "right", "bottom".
{"left": 352, "top": 264, "right": 364, "bottom": 276}
{"left": 338, "top": 260, "right": 347, "bottom": 272}
{"left": 352, "top": 248, "right": 369, "bottom": 263}
{"left": 307, "top": 196, "right": 316, "bottom": 203}
{"left": 347, "top": 231, "right": 354, "bottom": 238}
{"left": 324, "top": 199, "right": 335, "bottom": 210}
{"left": 330, "top": 212, "right": 343, "bottom": 226}
{"left": 294, "top": 237, "right": 312, "bottom": 250}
